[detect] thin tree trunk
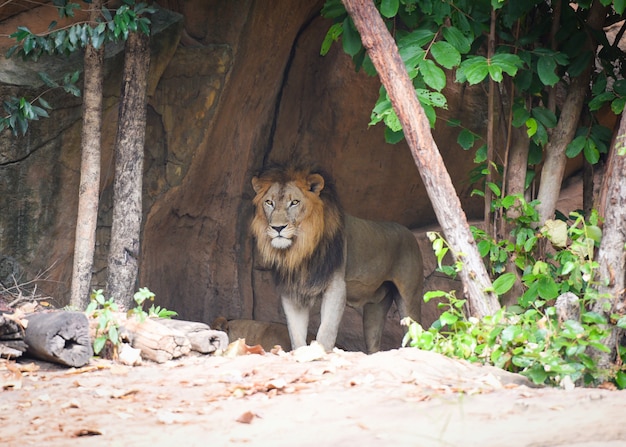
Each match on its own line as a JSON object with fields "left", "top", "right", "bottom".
{"left": 535, "top": 2, "right": 607, "bottom": 225}
{"left": 484, "top": 8, "right": 497, "bottom": 232}
{"left": 590, "top": 117, "right": 626, "bottom": 379}
{"left": 342, "top": 0, "right": 500, "bottom": 318}
{"left": 107, "top": 31, "right": 150, "bottom": 310}
{"left": 70, "top": 0, "right": 104, "bottom": 310}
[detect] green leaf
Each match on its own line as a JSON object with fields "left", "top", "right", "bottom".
{"left": 581, "top": 311, "right": 607, "bottom": 325}
{"left": 474, "top": 144, "right": 487, "bottom": 163}
{"left": 569, "top": 51, "right": 593, "bottom": 77}
{"left": 525, "top": 117, "right": 537, "bottom": 137}
{"left": 589, "top": 91, "right": 615, "bottom": 111}
{"left": 416, "top": 89, "right": 447, "bottom": 108}
{"left": 512, "top": 104, "right": 530, "bottom": 127}
{"left": 321, "top": 22, "right": 343, "bottom": 56}
{"left": 583, "top": 139, "right": 600, "bottom": 164}
{"left": 488, "top": 64, "right": 503, "bottom": 82}
{"left": 477, "top": 239, "right": 491, "bottom": 257}
{"left": 537, "top": 276, "right": 559, "bottom": 300}
{"left": 383, "top": 108, "right": 402, "bottom": 132}
{"left": 342, "top": 17, "right": 361, "bottom": 57}
{"left": 532, "top": 107, "right": 557, "bottom": 128}
{"left": 439, "top": 311, "right": 459, "bottom": 326}
{"left": 491, "top": 53, "right": 523, "bottom": 76}
{"left": 384, "top": 127, "right": 405, "bottom": 144}
{"left": 457, "top": 56, "right": 489, "bottom": 85}
{"left": 92, "top": 29, "right": 105, "bottom": 49}
{"left": 380, "top": 0, "right": 399, "bottom": 18}
{"left": 108, "top": 324, "right": 119, "bottom": 344}
{"left": 537, "top": 55, "right": 559, "bottom": 86}
{"left": 442, "top": 26, "right": 471, "bottom": 54}
{"left": 38, "top": 71, "right": 59, "bottom": 88}
{"left": 586, "top": 225, "right": 602, "bottom": 245}
{"left": 321, "top": 0, "right": 346, "bottom": 18}
{"left": 525, "top": 365, "right": 548, "bottom": 385}
{"left": 419, "top": 59, "right": 446, "bottom": 91}
{"left": 93, "top": 336, "right": 106, "bottom": 354}
{"left": 23, "top": 35, "right": 36, "bottom": 55}
{"left": 487, "top": 181, "right": 501, "bottom": 197}
{"left": 457, "top": 128, "right": 475, "bottom": 149}
{"left": 611, "top": 97, "right": 626, "bottom": 115}
{"left": 616, "top": 371, "right": 626, "bottom": 389}
{"left": 566, "top": 136, "right": 586, "bottom": 158}
{"left": 424, "top": 290, "right": 448, "bottom": 302}
{"left": 399, "top": 28, "right": 436, "bottom": 49}
{"left": 493, "top": 273, "right": 517, "bottom": 296}
{"left": 430, "top": 41, "right": 460, "bottom": 69}
{"left": 614, "top": 0, "right": 626, "bottom": 14}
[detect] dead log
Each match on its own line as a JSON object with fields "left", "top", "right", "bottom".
{"left": 157, "top": 319, "right": 228, "bottom": 353}
{"left": 121, "top": 317, "right": 191, "bottom": 363}
{"left": 0, "top": 313, "right": 27, "bottom": 358}
{"left": 23, "top": 311, "right": 92, "bottom": 367}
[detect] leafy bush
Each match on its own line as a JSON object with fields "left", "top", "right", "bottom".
{"left": 405, "top": 197, "right": 626, "bottom": 388}
{"left": 86, "top": 287, "right": 177, "bottom": 357}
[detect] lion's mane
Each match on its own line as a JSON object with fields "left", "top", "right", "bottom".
{"left": 251, "top": 165, "right": 345, "bottom": 301}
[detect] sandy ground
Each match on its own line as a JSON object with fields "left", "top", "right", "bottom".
{"left": 1, "top": 347, "right": 626, "bottom": 447}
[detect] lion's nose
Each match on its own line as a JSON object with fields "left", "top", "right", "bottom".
{"left": 272, "top": 225, "right": 287, "bottom": 234}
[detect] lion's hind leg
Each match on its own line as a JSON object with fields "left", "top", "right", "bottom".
{"left": 393, "top": 274, "right": 423, "bottom": 324}
{"left": 362, "top": 285, "right": 394, "bottom": 354}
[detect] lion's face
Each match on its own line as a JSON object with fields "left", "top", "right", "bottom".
{"left": 256, "top": 182, "right": 307, "bottom": 250}
{"left": 251, "top": 168, "right": 328, "bottom": 269}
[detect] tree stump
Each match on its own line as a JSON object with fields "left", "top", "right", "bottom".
{"left": 24, "top": 311, "right": 92, "bottom": 367}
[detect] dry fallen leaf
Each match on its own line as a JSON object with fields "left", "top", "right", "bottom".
{"left": 598, "top": 381, "right": 617, "bottom": 391}
{"left": 74, "top": 428, "right": 103, "bottom": 437}
{"left": 1, "top": 361, "right": 23, "bottom": 390}
{"left": 224, "top": 339, "right": 266, "bottom": 358}
{"left": 236, "top": 411, "right": 256, "bottom": 424}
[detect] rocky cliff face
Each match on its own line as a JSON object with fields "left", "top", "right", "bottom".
{"left": 0, "top": 1, "right": 486, "bottom": 350}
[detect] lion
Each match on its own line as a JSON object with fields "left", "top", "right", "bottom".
{"left": 250, "top": 164, "right": 423, "bottom": 353}
{"left": 211, "top": 316, "right": 294, "bottom": 351}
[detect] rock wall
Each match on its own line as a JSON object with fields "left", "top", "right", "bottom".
{"left": 0, "top": 1, "right": 488, "bottom": 350}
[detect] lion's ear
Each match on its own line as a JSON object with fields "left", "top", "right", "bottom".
{"left": 307, "top": 173, "right": 325, "bottom": 195}
{"left": 251, "top": 176, "right": 263, "bottom": 193}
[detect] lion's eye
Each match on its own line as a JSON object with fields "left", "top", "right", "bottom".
{"left": 290, "top": 200, "right": 300, "bottom": 207}
{"left": 265, "top": 199, "right": 274, "bottom": 208}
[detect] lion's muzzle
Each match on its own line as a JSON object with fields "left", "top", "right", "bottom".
{"left": 268, "top": 225, "right": 294, "bottom": 249}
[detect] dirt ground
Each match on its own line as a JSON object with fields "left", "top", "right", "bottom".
{"left": 1, "top": 346, "right": 625, "bottom": 447}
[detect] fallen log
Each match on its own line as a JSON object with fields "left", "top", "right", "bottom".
{"left": 0, "top": 313, "right": 27, "bottom": 358}
{"left": 157, "top": 319, "right": 228, "bottom": 353}
{"left": 24, "top": 311, "right": 92, "bottom": 367}
{"left": 121, "top": 317, "right": 191, "bottom": 363}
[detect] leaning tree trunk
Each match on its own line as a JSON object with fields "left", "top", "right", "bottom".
{"left": 342, "top": 0, "right": 500, "bottom": 318}
{"left": 107, "top": 31, "right": 150, "bottom": 310}
{"left": 590, "top": 117, "right": 626, "bottom": 380}
{"left": 535, "top": 2, "right": 607, "bottom": 225}
{"left": 70, "top": 0, "right": 104, "bottom": 310}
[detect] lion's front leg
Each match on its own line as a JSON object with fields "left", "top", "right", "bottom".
{"left": 316, "top": 273, "right": 347, "bottom": 351}
{"left": 281, "top": 295, "right": 309, "bottom": 350}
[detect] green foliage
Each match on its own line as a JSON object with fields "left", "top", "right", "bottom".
{"left": 85, "top": 287, "right": 176, "bottom": 357}
{"left": 2, "top": 0, "right": 155, "bottom": 137}
{"left": 407, "top": 197, "right": 626, "bottom": 388}
{"left": 85, "top": 289, "right": 120, "bottom": 355}
{"left": 7, "top": 1, "right": 154, "bottom": 60}
{"left": 320, "top": 0, "right": 623, "bottom": 184}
